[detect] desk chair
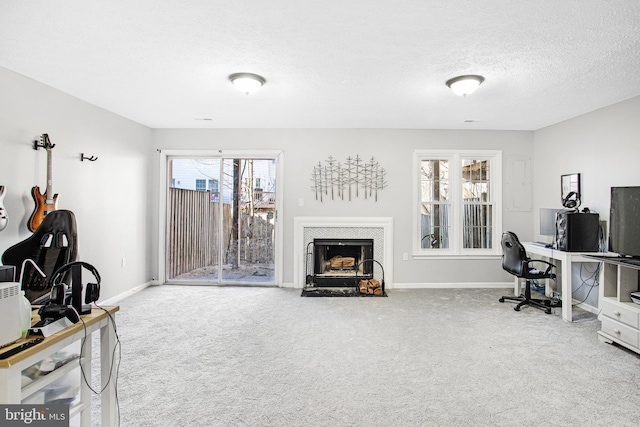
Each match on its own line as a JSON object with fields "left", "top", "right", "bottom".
{"left": 498, "top": 231, "right": 560, "bottom": 314}
{"left": 2, "top": 210, "right": 78, "bottom": 304}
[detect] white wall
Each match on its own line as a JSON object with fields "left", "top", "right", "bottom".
{"left": 533, "top": 95, "right": 640, "bottom": 305}
{"left": 0, "top": 67, "right": 153, "bottom": 301}
{"left": 152, "top": 129, "right": 533, "bottom": 287}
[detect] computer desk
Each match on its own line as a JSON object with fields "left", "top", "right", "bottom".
{"left": 518, "top": 243, "right": 602, "bottom": 322}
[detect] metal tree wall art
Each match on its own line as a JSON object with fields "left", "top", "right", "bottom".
{"left": 311, "top": 155, "right": 387, "bottom": 202}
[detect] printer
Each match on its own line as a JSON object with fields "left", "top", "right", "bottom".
{"left": 0, "top": 281, "right": 22, "bottom": 347}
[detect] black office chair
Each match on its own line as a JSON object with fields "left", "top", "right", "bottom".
{"left": 498, "top": 231, "right": 560, "bottom": 314}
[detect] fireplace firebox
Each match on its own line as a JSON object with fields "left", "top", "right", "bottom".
{"left": 311, "top": 238, "right": 374, "bottom": 287}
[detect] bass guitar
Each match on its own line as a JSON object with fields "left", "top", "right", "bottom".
{"left": 28, "top": 134, "right": 59, "bottom": 232}
{"left": 0, "top": 185, "right": 7, "bottom": 231}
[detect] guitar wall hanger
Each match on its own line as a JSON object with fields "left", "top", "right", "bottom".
{"left": 80, "top": 153, "right": 98, "bottom": 162}
{"left": 33, "top": 133, "right": 55, "bottom": 150}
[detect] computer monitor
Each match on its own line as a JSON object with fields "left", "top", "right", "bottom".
{"left": 609, "top": 186, "right": 640, "bottom": 257}
{"left": 540, "top": 208, "right": 560, "bottom": 236}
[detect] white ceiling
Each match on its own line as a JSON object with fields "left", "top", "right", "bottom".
{"left": 1, "top": 1, "right": 640, "bottom": 130}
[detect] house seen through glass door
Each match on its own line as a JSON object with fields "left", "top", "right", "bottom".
{"left": 166, "top": 156, "right": 276, "bottom": 284}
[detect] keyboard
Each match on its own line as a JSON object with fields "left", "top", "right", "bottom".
{"left": 532, "top": 241, "right": 553, "bottom": 248}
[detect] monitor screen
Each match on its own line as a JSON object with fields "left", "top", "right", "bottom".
{"left": 540, "top": 208, "right": 560, "bottom": 236}
{"left": 609, "top": 186, "right": 640, "bottom": 257}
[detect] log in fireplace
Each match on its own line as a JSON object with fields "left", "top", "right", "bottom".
{"left": 310, "top": 238, "right": 374, "bottom": 287}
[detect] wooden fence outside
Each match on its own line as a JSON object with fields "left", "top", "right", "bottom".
{"left": 167, "top": 188, "right": 274, "bottom": 279}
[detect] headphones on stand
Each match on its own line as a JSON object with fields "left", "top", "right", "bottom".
{"left": 562, "top": 191, "right": 581, "bottom": 209}
{"left": 50, "top": 261, "right": 101, "bottom": 305}
{"left": 35, "top": 262, "right": 101, "bottom": 326}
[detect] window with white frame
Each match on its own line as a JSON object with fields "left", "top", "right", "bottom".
{"left": 195, "top": 179, "right": 207, "bottom": 192}
{"left": 414, "top": 149, "right": 502, "bottom": 257}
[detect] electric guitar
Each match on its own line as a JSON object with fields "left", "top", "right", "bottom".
{"left": 28, "top": 134, "right": 59, "bottom": 232}
{"left": 0, "top": 185, "right": 7, "bottom": 231}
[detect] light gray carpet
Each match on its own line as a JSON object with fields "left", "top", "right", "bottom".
{"left": 93, "top": 285, "right": 640, "bottom": 426}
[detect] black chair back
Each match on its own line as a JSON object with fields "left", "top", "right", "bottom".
{"left": 2, "top": 210, "right": 78, "bottom": 303}
{"left": 501, "top": 231, "right": 528, "bottom": 278}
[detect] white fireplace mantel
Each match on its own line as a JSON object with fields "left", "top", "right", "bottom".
{"left": 293, "top": 217, "right": 393, "bottom": 288}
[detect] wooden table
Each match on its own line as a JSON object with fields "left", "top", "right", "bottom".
{"left": 0, "top": 306, "right": 119, "bottom": 426}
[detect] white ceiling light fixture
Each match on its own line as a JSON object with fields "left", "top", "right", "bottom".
{"left": 229, "top": 73, "right": 266, "bottom": 95}
{"left": 446, "top": 75, "right": 485, "bottom": 97}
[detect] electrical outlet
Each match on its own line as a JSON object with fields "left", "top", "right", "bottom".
{"left": 402, "top": 253, "right": 408, "bottom": 261}
{"left": 121, "top": 257, "right": 126, "bottom": 268}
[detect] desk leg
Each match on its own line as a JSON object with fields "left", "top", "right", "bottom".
{"left": 80, "top": 334, "right": 92, "bottom": 426}
{"left": 514, "top": 276, "right": 520, "bottom": 296}
{"left": 101, "top": 318, "right": 117, "bottom": 427}
{"left": 0, "top": 367, "right": 22, "bottom": 403}
{"left": 561, "top": 259, "right": 573, "bottom": 322}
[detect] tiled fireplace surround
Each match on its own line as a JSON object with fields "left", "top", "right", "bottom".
{"left": 293, "top": 217, "right": 394, "bottom": 288}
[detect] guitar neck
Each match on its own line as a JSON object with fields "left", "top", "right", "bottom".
{"left": 45, "top": 147, "right": 54, "bottom": 203}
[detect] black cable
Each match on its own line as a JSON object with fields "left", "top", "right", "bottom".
{"left": 571, "top": 262, "right": 600, "bottom": 306}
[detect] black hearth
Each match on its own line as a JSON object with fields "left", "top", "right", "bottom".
{"left": 311, "top": 238, "right": 373, "bottom": 287}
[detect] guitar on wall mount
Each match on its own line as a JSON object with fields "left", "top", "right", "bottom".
{"left": 28, "top": 134, "right": 59, "bottom": 232}
{"left": 0, "top": 185, "right": 8, "bottom": 231}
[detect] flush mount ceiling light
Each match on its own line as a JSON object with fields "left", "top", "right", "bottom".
{"left": 229, "top": 72, "right": 266, "bottom": 95}
{"left": 446, "top": 75, "right": 485, "bottom": 96}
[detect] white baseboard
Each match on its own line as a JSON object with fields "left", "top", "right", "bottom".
{"left": 393, "top": 282, "right": 514, "bottom": 289}
{"left": 98, "top": 281, "right": 155, "bottom": 305}
{"left": 573, "top": 300, "right": 599, "bottom": 315}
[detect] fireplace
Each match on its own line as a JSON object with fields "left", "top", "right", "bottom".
{"left": 293, "top": 217, "right": 393, "bottom": 288}
{"left": 311, "top": 238, "right": 373, "bottom": 287}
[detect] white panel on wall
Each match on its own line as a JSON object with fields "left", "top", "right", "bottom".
{"left": 506, "top": 156, "right": 532, "bottom": 212}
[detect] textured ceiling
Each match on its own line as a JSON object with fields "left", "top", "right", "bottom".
{"left": 1, "top": 1, "right": 640, "bottom": 130}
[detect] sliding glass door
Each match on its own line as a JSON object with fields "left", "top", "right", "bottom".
{"left": 166, "top": 155, "right": 277, "bottom": 285}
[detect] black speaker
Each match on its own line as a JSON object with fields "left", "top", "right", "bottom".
{"left": 555, "top": 212, "right": 600, "bottom": 252}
